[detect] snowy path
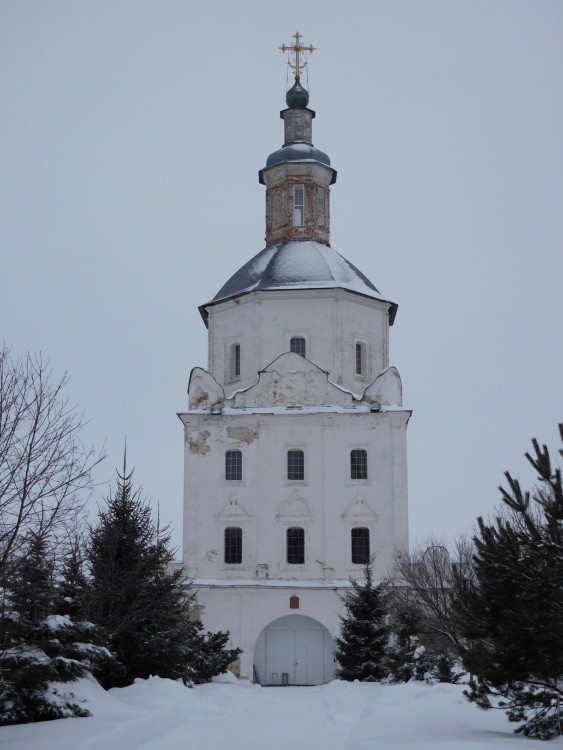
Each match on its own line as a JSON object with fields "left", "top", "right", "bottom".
{"left": 2, "top": 675, "right": 563, "bottom": 750}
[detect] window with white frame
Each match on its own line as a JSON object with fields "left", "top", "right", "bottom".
{"left": 351, "top": 527, "right": 370, "bottom": 564}
{"left": 287, "top": 527, "right": 305, "bottom": 564}
{"left": 290, "top": 336, "right": 306, "bottom": 357}
{"left": 224, "top": 527, "right": 242, "bottom": 564}
{"left": 355, "top": 341, "right": 366, "bottom": 376}
{"left": 350, "top": 449, "right": 367, "bottom": 480}
{"left": 225, "top": 450, "right": 242, "bottom": 481}
{"left": 287, "top": 449, "right": 304, "bottom": 480}
{"left": 229, "top": 343, "right": 241, "bottom": 380}
{"left": 293, "top": 185, "right": 304, "bottom": 227}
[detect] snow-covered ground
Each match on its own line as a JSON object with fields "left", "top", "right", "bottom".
{"left": 2, "top": 674, "right": 562, "bottom": 750}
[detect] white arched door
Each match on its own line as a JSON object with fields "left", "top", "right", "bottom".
{"left": 254, "top": 615, "right": 335, "bottom": 686}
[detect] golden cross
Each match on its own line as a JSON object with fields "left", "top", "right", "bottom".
{"left": 279, "top": 31, "right": 316, "bottom": 81}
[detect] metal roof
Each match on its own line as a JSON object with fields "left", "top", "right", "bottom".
{"left": 265, "top": 143, "right": 331, "bottom": 168}
{"left": 199, "top": 241, "right": 398, "bottom": 325}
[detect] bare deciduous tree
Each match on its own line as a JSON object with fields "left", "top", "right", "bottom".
{"left": 0, "top": 346, "right": 104, "bottom": 582}
{"left": 391, "top": 536, "right": 475, "bottom": 653}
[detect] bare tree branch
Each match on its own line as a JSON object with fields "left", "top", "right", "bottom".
{"left": 0, "top": 346, "right": 105, "bottom": 581}
{"left": 390, "top": 535, "right": 475, "bottom": 653}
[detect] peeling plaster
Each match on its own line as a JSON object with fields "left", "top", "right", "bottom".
{"left": 191, "top": 390, "right": 209, "bottom": 408}
{"left": 226, "top": 426, "right": 259, "bottom": 444}
{"left": 186, "top": 428, "right": 211, "bottom": 454}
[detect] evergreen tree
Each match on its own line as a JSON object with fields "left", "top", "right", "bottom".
{"left": 0, "top": 534, "right": 91, "bottom": 724}
{"left": 430, "top": 651, "right": 462, "bottom": 684}
{"left": 183, "top": 623, "right": 242, "bottom": 685}
{"left": 87, "top": 460, "right": 240, "bottom": 688}
{"left": 453, "top": 425, "right": 563, "bottom": 740}
{"left": 385, "top": 600, "right": 424, "bottom": 682}
{"left": 55, "top": 539, "right": 90, "bottom": 619}
{"left": 53, "top": 540, "right": 115, "bottom": 680}
{"left": 334, "top": 559, "right": 389, "bottom": 681}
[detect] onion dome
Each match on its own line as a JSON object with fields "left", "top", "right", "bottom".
{"left": 286, "top": 79, "right": 309, "bottom": 108}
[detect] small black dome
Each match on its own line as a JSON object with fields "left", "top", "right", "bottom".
{"left": 286, "top": 79, "right": 309, "bottom": 108}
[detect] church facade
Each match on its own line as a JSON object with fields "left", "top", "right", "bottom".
{"left": 179, "top": 46, "right": 410, "bottom": 685}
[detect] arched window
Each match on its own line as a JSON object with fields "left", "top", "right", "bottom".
{"left": 355, "top": 341, "right": 366, "bottom": 376}
{"left": 293, "top": 185, "right": 305, "bottom": 227}
{"left": 225, "top": 450, "right": 242, "bottom": 481}
{"left": 287, "top": 449, "right": 304, "bottom": 480}
{"left": 290, "top": 336, "right": 306, "bottom": 357}
{"left": 229, "top": 343, "right": 240, "bottom": 380}
{"left": 224, "top": 527, "right": 242, "bottom": 564}
{"left": 350, "top": 449, "right": 367, "bottom": 480}
{"left": 287, "top": 527, "right": 305, "bottom": 564}
{"left": 351, "top": 527, "right": 370, "bottom": 564}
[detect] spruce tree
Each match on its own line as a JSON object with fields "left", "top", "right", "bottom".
{"left": 55, "top": 539, "right": 90, "bottom": 619}
{"left": 53, "top": 540, "right": 115, "bottom": 680}
{"left": 87, "top": 459, "right": 240, "bottom": 688}
{"left": 334, "top": 559, "right": 389, "bottom": 681}
{"left": 453, "top": 424, "right": 563, "bottom": 740}
{"left": 385, "top": 600, "right": 424, "bottom": 682}
{"left": 0, "top": 534, "right": 91, "bottom": 724}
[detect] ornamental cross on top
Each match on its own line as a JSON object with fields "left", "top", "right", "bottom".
{"left": 279, "top": 31, "right": 316, "bottom": 81}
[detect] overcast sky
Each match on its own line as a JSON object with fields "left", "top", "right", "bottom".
{"left": 2, "top": 1, "right": 562, "bottom": 555}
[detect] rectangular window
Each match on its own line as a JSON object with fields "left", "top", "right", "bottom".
{"left": 287, "top": 449, "right": 304, "bottom": 480}
{"left": 351, "top": 449, "right": 367, "bottom": 480}
{"left": 355, "top": 342, "right": 365, "bottom": 375}
{"left": 293, "top": 185, "right": 304, "bottom": 227}
{"left": 351, "top": 527, "right": 370, "bottom": 564}
{"left": 230, "top": 343, "right": 240, "bottom": 380}
{"left": 290, "top": 336, "right": 306, "bottom": 357}
{"left": 287, "top": 527, "right": 305, "bottom": 564}
{"left": 225, "top": 527, "right": 242, "bottom": 564}
{"left": 225, "top": 450, "right": 242, "bottom": 481}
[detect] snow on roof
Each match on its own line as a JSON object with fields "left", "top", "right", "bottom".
{"left": 192, "top": 578, "right": 360, "bottom": 589}
{"left": 185, "top": 404, "right": 411, "bottom": 416}
{"left": 200, "top": 241, "right": 398, "bottom": 324}
{"left": 264, "top": 142, "right": 331, "bottom": 168}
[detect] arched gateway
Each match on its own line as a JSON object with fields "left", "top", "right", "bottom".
{"left": 254, "top": 615, "right": 335, "bottom": 686}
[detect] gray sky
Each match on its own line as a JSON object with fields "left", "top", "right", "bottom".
{"left": 2, "top": 1, "right": 562, "bottom": 555}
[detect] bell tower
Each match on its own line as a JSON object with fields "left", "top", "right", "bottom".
{"left": 179, "top": 33, "right": 410, "bottom": 685}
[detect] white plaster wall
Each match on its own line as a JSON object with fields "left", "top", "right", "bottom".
{"left": 205, "top": 289, "right": 391, "bottom": 394}
{"left": 190, "top": 585, "right": 347, "bottom": 681}
{"left": 182, "top": 280, "right": 409, "bottom": 683}
{"left": 181, "top": 409, "right": 409, "bottom": 585}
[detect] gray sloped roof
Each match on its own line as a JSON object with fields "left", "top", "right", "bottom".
{"left": 265, "top": 143, "right": 331, "bottom": 168}
{"left": 199, "top": 241, "right": 398, "bottom": 325}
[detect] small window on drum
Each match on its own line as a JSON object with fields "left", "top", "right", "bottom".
{"left": 293, "top": 185, "right": 305, "bottom": 227}
{"left": 224, "top": 527, "right": 242, "bottom": 564}
{"left": 350, "top": 449, "right": 367, "bottom": 480}
{"left": 355, "top": 342, "right": 366, "bottom": 376}
{"left": 290, "top": 337, "right": 306, "bottom": 357}
{"left": 351, "top": 527, "right": 370, "bottom": 565}
{"left": 287, "top": 527, "right": 305, "bottom": 564}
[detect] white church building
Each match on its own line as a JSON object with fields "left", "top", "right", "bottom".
{"left": 179, "top": 39, "right": 411, "bottom": 685}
